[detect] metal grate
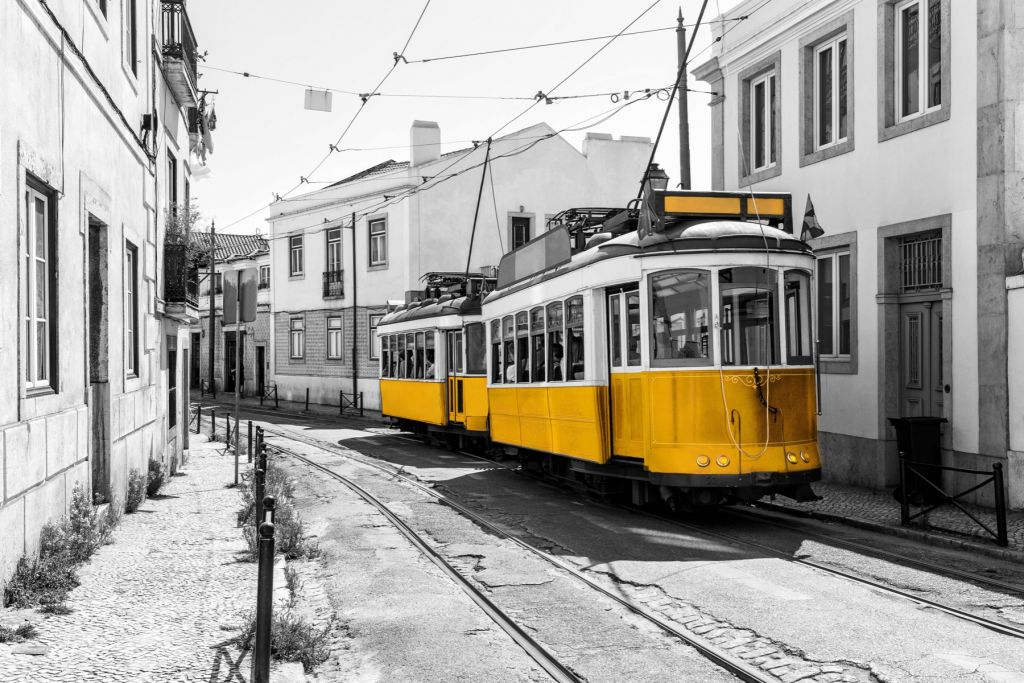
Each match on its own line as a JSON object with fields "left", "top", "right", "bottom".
{"left": 900, "top": 232, "right": 942, "bottom": 293}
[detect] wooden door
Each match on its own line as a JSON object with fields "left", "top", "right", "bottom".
{"left": 900, "top": 301, "right": 944, "bottom": 417}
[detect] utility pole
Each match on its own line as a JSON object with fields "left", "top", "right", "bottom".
{"left": 207, "top": 221, "right": 216, "bottom": 398}
{"left": 677, "top": 9, "right": 692, "bottom": 189}
{"left": 350, "top": 212, "right": 358, "bottom": 402}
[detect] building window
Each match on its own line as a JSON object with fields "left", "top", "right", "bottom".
{"left": 369, "top": 314, "right": 383, "bottom": 359}
{"left": 326, "top": 228, "right": 342, "bottom": 273}
{"left": 750, "top": 72, "right": 777, "bottom": 172}
{"left": 814, "top": 37, "right": 848, "bottom": 150}
{"left": 167, "top": 150, "right": 178, "bottom": 211}
{"left": 167, "top": 336, "right": 177, "bottom": 428}
{"left": 123, "top": 0, "right": 137, "bottom": 75}
{"left": 24, "top": 177, "right": 58, "bottom": 391}
{"left": 899, "top": 232, "right": 942, "bottom": 293}
{"left": 289, "top": 235, "right": 304, "bottom": 276}
{"left": 510, "top": 216, "right": 532, "bottom": 250}
{"left": 258, "top": 264, "right": 270, "bottom": 289}
{"left": 817, "top": 251, "right": 851, "bottom": 357}
{"left": 895, "top": 0, "right": 941, "bottom": 122}
{"left": 290, "top": 318, "right": 304, "bottom": 359}
{"left": 214, "top": 272, "right": 222, "bottom": 294}
{"left": 98, "top": 0, "right": 108, "bottom": 18}
{"left": 368, "top": 218, "right": 387, "bottom": 267}
{"left": 327, "top": 317, "right": 343, "bottom": 360}
{"left": 125, "top": 241, "right": 139, "bottom": 376}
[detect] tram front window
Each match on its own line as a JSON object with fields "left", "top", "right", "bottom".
{"left": 650, "top": 270, "right": 711, "bottom": 365}
{"left": 784, "top": 270, "right": 813, "bottom": 364}
{"left": 719, "top": 267, "right": 779, "bottom": 366}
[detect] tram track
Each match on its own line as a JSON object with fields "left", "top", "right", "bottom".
{"left": 259, "top": 424, "right": 779, "bottom": 683}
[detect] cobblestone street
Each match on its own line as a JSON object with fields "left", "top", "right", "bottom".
{"left": 0, "top": 436, "right": 254, "bottom": 683}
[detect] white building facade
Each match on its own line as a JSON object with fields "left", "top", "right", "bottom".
{"left": 695, "top": 0, "right": 1024, "bottom": 507}
{"left": 266, "top": 121, "right": 653, "bottom": 411}
{"left": 0, "top": 0, "right": 206, "bottom": 584}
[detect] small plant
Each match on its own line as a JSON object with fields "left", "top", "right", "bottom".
{"left": 37, "top": 603, "right": 72, "bottom": 615}
{"left": 98, "top": 498, "right": 123, "bottom": 545}
{"left": 125, "top": 469, "right": 146, "bottom": 513}
{"left": 3, "top": 536, "right": 80, "bottom": 608}
{"left": 0, "top": 622, "right": 38, "bottom": 643}
{"left": 146, "top": 458, "right": 166, "bottom": 497}
{"left": 235, "top": 610, "right": 333, "bottom": 672}
{"left": 284, "top": 565, "right": 302, "bottom": 609}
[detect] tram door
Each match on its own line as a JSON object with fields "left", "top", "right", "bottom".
{"left": 607, "top": 286, "right": 645, "bottom": 458}
{"left": 446, "top": 330, "right": 466, "bottom": 424}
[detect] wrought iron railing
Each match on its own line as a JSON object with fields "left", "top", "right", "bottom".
{"left": 164, "top": 243, "right": 198, "bottom": 306}
{"left": 323, "top": 270, "right": 344, "bottom": 298}
{"left": 161, "top": 1, "right": 198, "bottom": 92}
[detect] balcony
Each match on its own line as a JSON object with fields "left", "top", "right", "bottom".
{"left": 323, "top": 270, "right": 344, "bottom": 298}
{"left": 161, "top": 1, "right": 198, "bottom": 108}
{"left": 165, "top": 243, "right": 199, "bottom": 321}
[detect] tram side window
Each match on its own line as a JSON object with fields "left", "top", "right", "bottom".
{"left": 626, "top": 291, "right": 641, "bottom": 366}
{"left": 650, "top": 270, "right": 712, "bottom": 366}
{"left": 502, "top": 316, "right": 515, "bottom": 383}
{"left": 425, "top": 332, "right": 436, "bottom": 378}
{"left": 490, "top": 320, "right": 502, "bottom": 383}
{"left": 406, "top": 333, "right": 416, "bottom": 378}
{"left": 397, "top": 335, "right": 407, "bottom": 378}
{"left": 516, "top": 311, "right": 530, "bottom": 382}
{"left": 466, "top": 323, "right": 486, "bottom": 375}
{"left": 566, "top": 296, "right": 585, "bottom": 380}
{"left": 530, "top": 307, "right": 545, "bottom": 382}
{"left": 381, "top": 336, "right": 390, "bottom": 378}
{"left": 547, "top": 301, "right": 564, "bottom": 381}
{"left": 415, "top": 332, "right": 425, "bottom": 379}
{"left": 720, "top": 267, "right": 779, "bottom": 365}
{"left": 784, "top": 270, "right": 813, "bottom": 364}
{"left": 609, "top": 293, "right": 622, "bottom": 367}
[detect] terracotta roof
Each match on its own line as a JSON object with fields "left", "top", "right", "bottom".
{"left": 191, "top": 232, "right": 268, "bottom": 262}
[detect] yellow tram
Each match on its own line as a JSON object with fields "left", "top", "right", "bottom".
{"left": 377, "top": 191, "right": 821, "bottom": 507}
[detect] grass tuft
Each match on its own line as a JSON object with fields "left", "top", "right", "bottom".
{"left": 0, "top": 622, "right": 38, "bottom": 643}
{"left": 234, "top": 610, "right": 333, "bottom": 672}
{"left": 125, "top": 469, "right": 146, "bottom": 513}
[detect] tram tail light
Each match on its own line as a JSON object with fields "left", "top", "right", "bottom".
{"left": 786, "top": 451, "right": 799, "bottom": 464}
{"left": 715, "top": 455, "right": 730, "bottom": 468}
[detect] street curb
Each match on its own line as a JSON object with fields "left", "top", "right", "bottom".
{"left": 755, "top": 501, "right": 1024, "bottom": 564}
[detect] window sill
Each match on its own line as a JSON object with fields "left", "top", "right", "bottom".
{"left": 739, "top": 162, "right": 781, "bottom": 186}
{"left": 800, "top": 137, "right": 854, "bottom": 168}
{"left": 25, "top": 386, "right": 56, "bottom": 399}
{"left": 367, "top": 263, "right": 388, "bottom": 272}
{"left": 820, "top": 357, "right": 857, "bottom": 375}
{"left": 288, "top": 274, "right": 305, "bottom": 280}
{"left": 879, "top": 106, "right": 950, "bottom": 142}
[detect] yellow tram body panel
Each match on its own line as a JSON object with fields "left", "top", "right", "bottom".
{"left": 381, "top": 379, "right": 448, "bottom": 426}
{"left": 610, "top": 367, "right": 819, "bottom": 478}
{"left": 460, "top": 376, "right": 490, "bottom": 432}
{"left": 488, "top": 385, "right": 611, "bottom": 464}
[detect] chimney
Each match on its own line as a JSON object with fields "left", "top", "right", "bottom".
{"left": 410, "top": 120, "right": 441, "bottom": 167}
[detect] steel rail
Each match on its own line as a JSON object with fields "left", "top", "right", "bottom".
{"left": 267, "top": 442, "right": 582, "bottom": 683}
{"left": 259, "top": 426, "right": 777, "bottom": 683}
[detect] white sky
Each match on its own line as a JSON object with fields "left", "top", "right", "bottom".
{"left": 188, "top": 0, "right": 745, "bottom": 234}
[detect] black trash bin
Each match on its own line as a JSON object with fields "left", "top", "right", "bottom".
{"left": 888, "top": 416, "right": 947, "bottom": 504}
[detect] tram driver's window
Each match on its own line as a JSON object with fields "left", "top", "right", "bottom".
{"left": 650, "top": 270, "right": 712, "bottom": 366}
{"left": 502, "top": 316, "right": 516, "bottom": 383}
{"left": 547, "top": 301, "right": 564, "bottom": 381}
{"left": 516, "top": 311, "right": 530, "bottom": 382}
{"left": 424, "top": 333, "right": 436, "bottom": 379}
{"left": 490, "top": 320, "right": 502, "bottom": 383}
{"left": 466, "top": 323, "right": 486, "bottom": 375}
{"left": 784, "top": 270, "right": 813, "bottom": 364}
{"left": 566, "top": 296, "right": 585, "bottom": 380}
{"left": 530, "top": 307, "right": 545, "bottom": 382}
{"left": 719, "top": 267, "right": 779, "bottom": 365}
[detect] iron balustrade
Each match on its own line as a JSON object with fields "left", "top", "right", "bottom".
{"left": 161, "top": 1, "right": 198, "bottom": 102}
{"left": 898, "top": 452, "right": 1009, "bottom": 547}
{"left": 322, "top": 270, "right": 345, "bottom": 298}
{"left": 164, "top": 243, "right": 198, "bottom": 306}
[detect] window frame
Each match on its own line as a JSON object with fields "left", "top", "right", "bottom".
{"left": 122, "top": 0, "right": 137, "bottom": 76}
{"left": 125, "top": 241, "right": 140, "bottom": 378}
{"left": 289, "top": 317, "right": 305, "bottom": 359}
{"left": 289, "top": 234, "right": 304, "bottom": 277}
{"left": 167, "top": 335, "right": 177, "bottom": 428}
{"left": 813, "top": 36, "right": 848, "bottom": 151}
{"left": 368, "top": 217, "right": 388, "bottom": 268}
{"left": 509, "top": 214, "right": 534, "bottom": 251}
{"left": 326, "top": 316, "right": 343, "bottom": 360}
{"left": 648, "top": 269, "right": 713, "bottom": 369}
{"left": 799, "top": 13, "right": 855, "bottom": 167}
{"left": 809, "top": 230, "right": 859, "bottom": 374}
{"left": 259, "top": 264, "right": 270, "bottom": 288}
{"left": 24, "top": 176, "right": 59, "bottom": 392}
{"left": 326, "top": 228, "right": 342, "bottom": 273}
{"left": 368, "top": 314, "right": 383, "bottom": 360}
{"left": 738, "top": 51, "right": 782, "bottom": 185}
{"left": 894, "top": 0, "right": 941, "bottom": 123}
{"left": 749, "top": 71, "right": 777, "bottom": 173}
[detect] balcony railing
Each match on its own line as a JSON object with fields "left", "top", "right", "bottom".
{"left": 165, "top": 243, "right": 198, "bottom": 307}
{"left": 161, "top": 1, "right": 198, "bottom": 107}
{"left": 258, "top": 281, "right": 270, "bottom": 290}
{"left": 323, "top": 270, "right": 344, "bottom": 298}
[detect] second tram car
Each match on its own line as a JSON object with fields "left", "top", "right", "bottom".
{"left": 377, "top": 191, "right": 821, "bottom": 507}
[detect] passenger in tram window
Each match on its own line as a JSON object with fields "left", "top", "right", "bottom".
{"left": 567, "top": 328, "right": 585, "bottom": 379}
{"left": 505, "top": 357, "right": 516, "bottom": 383}
{"left": 550, "top": 342, "right": 564, "bottom": 381}
{"left": 424, "top": 349, "right": 435, "bottom": 379}
{"left": 503, "top": 339, "right": 516, "bottom": 383}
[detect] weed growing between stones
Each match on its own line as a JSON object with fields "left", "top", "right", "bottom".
{"left": 234, "top": 609, "right": 334, "bottom": 672}
{"left": 147, "top": 458, "right": 166, "bottom": 497}
{"left": 126, "top": 469, "right": 147, "bottom": 513}
{"left": 3, "top": 485, "right": 120, "bottom": 609}
{"left": 37, "top": 603, "right": 73, "bottom": 615}
{"left": 237, "top": 462, "right": 318, "bottom": 560}
{"left": 0, "top": 622, "right": 37, "bottom": 643}
{"left": 284, "top": 565, "right": 301, "bottom": 609}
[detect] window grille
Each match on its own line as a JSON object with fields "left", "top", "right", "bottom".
{"left": 900, "top": 232, "right": 942, "bottom": 292}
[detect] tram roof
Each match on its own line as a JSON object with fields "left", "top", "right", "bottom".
{"left": 378, "top": 293, "right": 483, "bottom": 327}
{"left": 483, "top": 218, "right": 811, "bottom": 303}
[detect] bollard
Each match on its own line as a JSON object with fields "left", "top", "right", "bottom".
{"left": 262, "top": 496, "right": 276, "bottom": 526}
{"left": 248, "top": 421, "right": 253, "bottom": 463}
{"left": 994, "top": 463, "right": 1008, "bottom": 547}
{"left": 226, "top": 412, "right": 231, "bottom": 444}
{"left": 253, "top": 521, "right": 275, "bottom": 683}
{"left": 274, "top": 388, "right": 279, "bottom": 410}
{"left": 305, "top": 387, "right": 310, "bottom": 412}
{"left": 359, "top": 391, "right": 364, "bottom": 417}
{"left": 211, "top": 408, "right": 217, "bottom": 440}
{"left": 195, "top": 406, "right": 202, "bottom": 435}
{"left": 339, "top": 390, "right": 343, "bottom": 416}
{"left": 254, "top": 467, "right": 265, "bottom": 536}
{"left": 259, "top": 388, "right": 264, "bottom": 407}
{"left": 898, "top": 452, "right": 910, "bottom": 526}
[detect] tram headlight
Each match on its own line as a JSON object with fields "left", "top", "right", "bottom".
{"left": 786, "top": 451, "right": 799, "bottom": 464}
{"left": 800, "top": 450, "right": 811, "bottom": 463}
{"left": 696, "top": 455, "right": 711, "bottom": 468}
{"left": 715, "top": 455, "right": 730, "bottom": 468}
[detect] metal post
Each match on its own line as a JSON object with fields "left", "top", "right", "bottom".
{"left": 340, "top": 390, "right": 343, "bottom": 416}
{"left": 994, "top": 463, "right": 1008, "bottom": 547}
{"left": 195, "top": 406, "right": 202, "bottom": 434}
{"left": 305, "top": 387, "right": 309, "bottom": 412}
{"left": 248, "top": 420, "right": 253, "bottom": 463}
{"left": 898, "top": 452, "right": 909, "bottom": 526}
{"left": 208, "top": 223, "right": 217, "bottom": 400}
{"left": 233, "top": 270, "right": 243, "bottom": 485}
{"left": 350, "top": 211, "right": 358, "bottom": 406}
{"left": 253, "top": 521, "right": 275, "bottom": 683}
{"left": 274, "top": 387, "right": 279, "bottom": 409}
{"left": 262, "top": 496, "right": 276, "bottom": 526}
{"left": 211, "top": 408, "right": 216, "bottom": 440}
{"left": 259, "top": 387, "right": 264, "bottom": 406}
{"left": 676, "top": 10, "right": 691, "bottom": 189}
{"left": 359, "top": 391, "right": 364, "bottom": 417}
{"left": 255, "top": 466, "right": 265, "bottom": 536}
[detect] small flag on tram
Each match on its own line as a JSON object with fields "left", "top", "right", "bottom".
{"left": 800, "top": 194, "right": 825, "bottom": 241}
{"left": 304, "top": 89, "right": 333, "bottom": 112}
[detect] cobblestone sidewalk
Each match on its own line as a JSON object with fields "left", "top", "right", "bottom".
{"left": 769, "top": 481, "right": 1024, "bottom": 552}
{"left": 0, "top": 435, "right": 256, "bottom": 683}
